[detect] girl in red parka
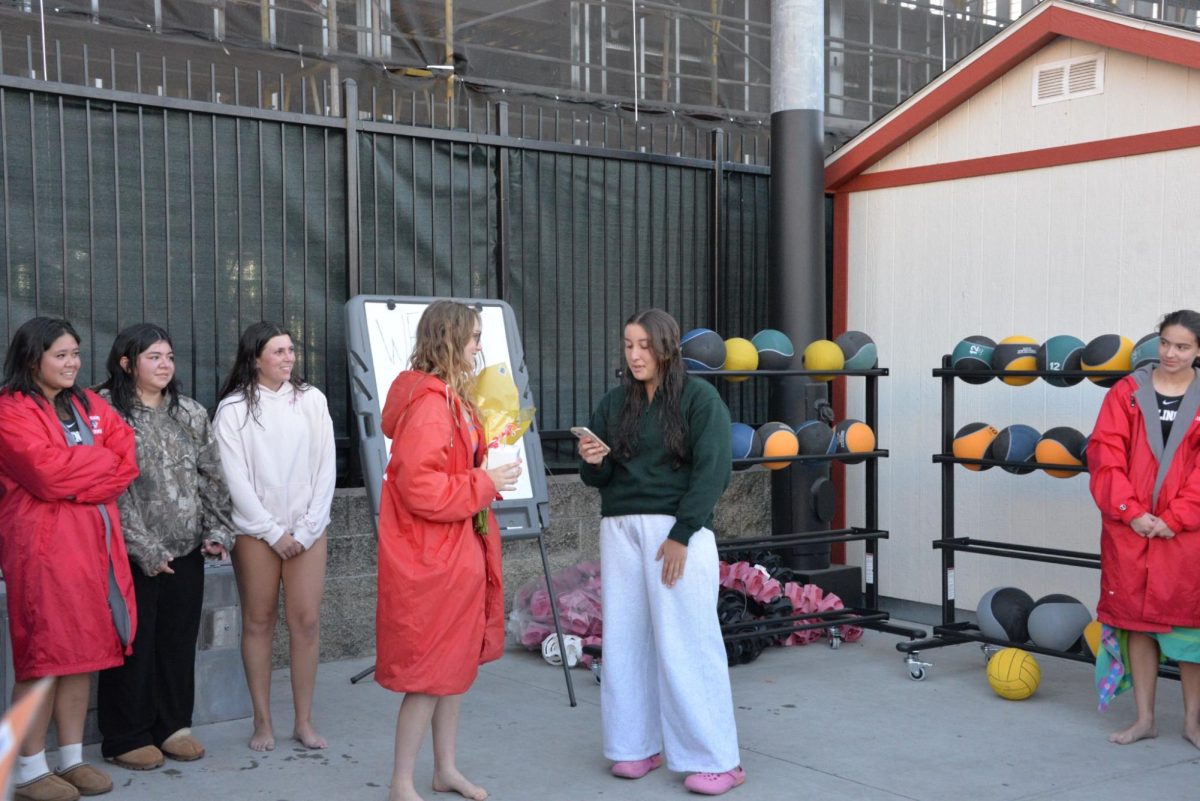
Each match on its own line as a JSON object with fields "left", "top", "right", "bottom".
{"left": 377, "top": 301, "right": 522, "bottom": 801}
{"left": 0, "top": 317, "right": 139, "bottom": 801}
{"left": 1089, "top": 309, "right": 1200, "bottom": 748}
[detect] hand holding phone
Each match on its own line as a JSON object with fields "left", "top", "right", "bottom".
{"left": 572, "top": 426, "right": 610, "bottom": 464}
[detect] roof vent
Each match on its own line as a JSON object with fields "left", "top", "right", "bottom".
{"left": 1032, "top": 53, "right": 1104, "bottom": 106}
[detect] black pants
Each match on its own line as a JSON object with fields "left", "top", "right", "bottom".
{"left": 98, "top": 547, "right": 205, "bottom": 758}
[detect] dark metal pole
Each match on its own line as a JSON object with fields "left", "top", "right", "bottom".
{"left": 344, "top": 78, "right": 360, "bottom": 300}
{"left": 769, "top": 0, "right": 829, "bottom": 569}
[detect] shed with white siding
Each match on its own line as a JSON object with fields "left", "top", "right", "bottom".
{"left": 824, "top": 0, "right": 1200, "bottom": 617}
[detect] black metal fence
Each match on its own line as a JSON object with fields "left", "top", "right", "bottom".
{"left": 0, "top": 75, "right": 770, "bottom": 478}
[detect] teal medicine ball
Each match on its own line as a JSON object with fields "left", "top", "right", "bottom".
{"left": 1036, "top": 335, "right": 1085, "bottom": 387}
{"left": 951, "top": 336, "right": 996, "bottom": 384}
{"left": 988, "top": 424, "right": 1040, "bottom": 475}
{"left": 751, "top": 329, "right": 794, "bottom": 371}
{"left": 836, "top": 331, "right": 878, "bottom": 370}
{"left": 1131, "top": 332, "right": 1159, "bottom": 370}
{"left": 682, "top": 328, "right": 725, "bottom": 371}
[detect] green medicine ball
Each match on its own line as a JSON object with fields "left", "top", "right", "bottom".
{"left": 1036, "top": 335, "right": 1085, "bottom": 387}
{"left": 836, "top": 330, "right": 878, "bottom": 370}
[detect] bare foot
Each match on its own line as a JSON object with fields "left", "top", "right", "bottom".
{"left": 433, "top": 767, "right": 488, "bottom": 801}
{"left": 1184, "top": 724, "right": 1200, "bottom": 750}
{"left": 388, "top": 784, "right": 425, "bottom": 801}
{"left": 249, "top": 722, "right": 276, "bottom": 752}
{"left": 292, "top": 722, "right": 327, "bottom": 750}
{"left": 1109, "top": 719, "right": 1157, "bottom": 744}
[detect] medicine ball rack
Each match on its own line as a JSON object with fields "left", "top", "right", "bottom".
{"left": 895, "top": 358, "right": 1181, "bottom": 683}
{"left": 693, "top": 366, "right": 926, "bottom": 651}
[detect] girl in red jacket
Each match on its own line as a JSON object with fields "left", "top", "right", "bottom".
{"left": 377, "top": 301, "right": 522, "bottom": 801}
{"left": 1089, "top": 309, "right": 1200, "bottom": 748}
{"left": 0, "top": 317, "right": 139, "bottom": 801}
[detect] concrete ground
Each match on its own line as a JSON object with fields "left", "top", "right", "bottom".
{"left": 97, "top": 624, "right": 1199, "bottom": 801}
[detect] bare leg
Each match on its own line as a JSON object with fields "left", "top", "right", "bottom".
{"left": 282, "top": 535, "right": 328, "bottom": 749}
{"left": 1179, "top": 661, "right": 1200, "bottom": 749}
{"left": 389, "top": 692, "right": 438, "bottom": 801}
{"left": 1110, "top": 631, "right": 1159, "bottom": 744}
{"left": 51, "top": 674, "right": 91, "bottom": 747}
{"left": 232, "top": 535, "right": 283, "bottom": 751}
{"left": 430, "top": 695, "right": 486, "bottom": 801}
{"left": 12, "top": 677, "right": 57, "bottom": 757}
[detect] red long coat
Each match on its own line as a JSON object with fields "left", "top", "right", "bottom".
{"left": 1089, "top": 368, "right": 1200, "bottom": 632}
{"left": 0, "top": 389, "right": 139, "bottom": 680}
{"left": 375, "top": 372, "right": 504, "bottom": 695}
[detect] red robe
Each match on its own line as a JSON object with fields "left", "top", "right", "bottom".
{"left": 0, "top": 389, "right": 139, "bottom": 680}
{"left": 1089, "top": 367, "right": 1200, "bottom": 632}
{"left": 375, "top": 372, "right": 504, "bottom": 695}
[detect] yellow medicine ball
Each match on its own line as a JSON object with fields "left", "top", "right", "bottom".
{"left": 803, "top": 339, "right": 845, "bottom": 382}
{"left": 993, "top": 336, "right": 1039, "bottom": 386}
{"left": 987, "top": 647, "right": 1041, "bottom": 700}
{"left": 723, "top": 338, "right": 758, "bottom": 382}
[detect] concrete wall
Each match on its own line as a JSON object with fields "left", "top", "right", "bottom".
{"left": 278, "top": 472, "right": 772, "bottom": 667}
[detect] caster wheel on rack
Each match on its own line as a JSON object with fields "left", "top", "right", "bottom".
{"left": 981, "top": 644, "right": 1000, "bottom": 665}
{"left": 828, "top": 626, "right": 843, "bottom": 650}
{"left": 903, "top": 652, "right": 932, "bottom": 681}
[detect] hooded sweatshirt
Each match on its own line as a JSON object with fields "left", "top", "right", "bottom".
{"left": 213, "top": 382, "right": 336, "bottom": 549}
{"left": 374, "top": 370, "right": 505, "bottom": 695}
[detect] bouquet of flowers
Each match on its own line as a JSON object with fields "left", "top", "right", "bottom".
{"left": 471, "top": 362, "right": 535, "bottom": 535}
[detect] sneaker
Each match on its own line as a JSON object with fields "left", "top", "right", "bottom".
{"left": 13, "top": 773, "right": 80, "bottom": 801}
{"left": 106, "top": 745, "right": 164, "bottom": 771}
{"left": 56, "top": 764, "right": 113, "bottom": 796}
{"left": 683, "top": 766, "right": 746, "bottom": 795}
{"left": 610, "top": 753, "right": 664, "bottom": 779}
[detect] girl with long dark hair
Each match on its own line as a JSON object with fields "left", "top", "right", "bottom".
{"left": 213, "top": 322, "right": 336, "bottom": 752}
{"left": 579, "top": 309, "right": 744, "bottom": 796}
{"left": 95, "top": 323, "right": 235, "bottom": 770}
{"left": 376, "top": 300, "right": 521, "bottom": 801}
{"left": 1091, "top": 309, "right": 1200, "bottom": 748}
{"left": 0, "top": 317, "right": 139, "bottom": 801}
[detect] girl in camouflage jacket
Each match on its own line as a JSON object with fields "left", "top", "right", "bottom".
{"left": 95, "top": 323, "right": 236, "bottom": 771}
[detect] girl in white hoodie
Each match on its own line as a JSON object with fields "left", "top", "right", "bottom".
{"left": 214, "top": 321, "right": 336, "bottom": 753}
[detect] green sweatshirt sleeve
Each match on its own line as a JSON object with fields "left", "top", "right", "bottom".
{"left": 668, "top": 383, "right": 732, "bottom": 544}
{"left": 579, "top": 392, "right": 615, "bottom": 487}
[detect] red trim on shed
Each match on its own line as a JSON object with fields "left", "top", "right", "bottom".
{"left": 839, "top": 125, "right": 1200, "bottom": 192}
{"left": 824, "top": 3, "right": 1200, "bottom": 192}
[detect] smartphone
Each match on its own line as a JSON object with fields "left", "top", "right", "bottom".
{"left": 571, "top": 426, "right": 610, "bottom": 454}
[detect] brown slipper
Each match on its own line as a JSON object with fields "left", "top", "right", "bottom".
{"left": 161, "top": 729, "right": 205, "bottom": 762}
{"left": 13, "top": 773, "right": 80, "bottom": 801}
{"left": 106, "top": 745, "right": 164, "bottom": 771}
{"left": 56, "top": 764, "right": 113, "bottom": 796}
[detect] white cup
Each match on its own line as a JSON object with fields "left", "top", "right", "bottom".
{"left": 485, "top": 444, "right": 521, "bottom": 471}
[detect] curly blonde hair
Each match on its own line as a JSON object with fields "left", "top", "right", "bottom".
{"left": 410, "top": 300, "right": 481, "bottom": 415}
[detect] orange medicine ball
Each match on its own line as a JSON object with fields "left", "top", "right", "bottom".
{"left": 953, "top": 422, "right": 1000, "bottom": 471}
{"left": 754, "top": 422, "right": 799, "bottom": 470}
{"left": 834, "top": 419, "right": 876, "bottom": 464}
{"left": 1034, "top": 427, "right": 1087, "bottom": 478}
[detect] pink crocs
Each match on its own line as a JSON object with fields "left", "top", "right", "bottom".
{"left": 610, "top": 753, "right": 664, "bottom": 779}
{"left": 683, "top": 766, "right": 746, "bottom": 795}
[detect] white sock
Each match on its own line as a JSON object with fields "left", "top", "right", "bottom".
{"left": 57, "top": 742, "right": 84, "bottom": 772}
{"left": 16, "top": 750, "right": 49, "bottom": 785}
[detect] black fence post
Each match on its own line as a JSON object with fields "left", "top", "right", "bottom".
{"left": 343, "top": 78, "right": 360, "bottom": 300}
{"left": 709, "top": 128, "right": 724, "bottom": 330}
{"left": 495, "top": 100, "right": 510, "bottom": 303}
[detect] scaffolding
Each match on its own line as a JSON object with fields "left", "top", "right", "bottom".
{"left": 1, "top": 0, "right": 1197, "bottom": 161}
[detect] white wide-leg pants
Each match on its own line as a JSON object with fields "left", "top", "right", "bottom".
{"left": 599, "top": 514, "right": 740, "bottom": 773}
